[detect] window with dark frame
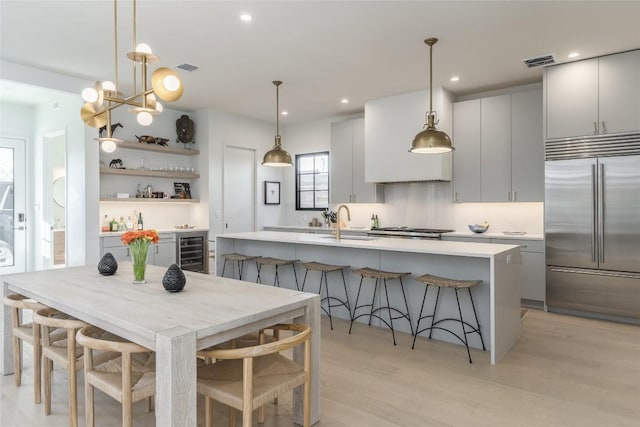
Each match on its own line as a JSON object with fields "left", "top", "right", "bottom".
{"left": 295, "top": 151, "right": 329, "bottom": 211}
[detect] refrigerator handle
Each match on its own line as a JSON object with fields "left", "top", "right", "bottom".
{"left": 591, "top": 164, "right": 597, "bottom": 263}
{"left": 599, "top": 163, "right": 605, "bottom": 263}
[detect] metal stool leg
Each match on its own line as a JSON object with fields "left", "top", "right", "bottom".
{"left": 454, "top": 288, "right": 473, "bottom": 363}
{"left": 382, "top": 279, "right": 397, "bottom": 345}
{"left": 221, "top": 259, "right": 228, "bottom": 277}
{"left": 301, "top": 269, "right": 309, "bottom": 292}
{"left": 274, "top": 265, "right": 280, "bottom": 287}
{"left": 321, "top": 272, "right": 334, "bottom": 330}
{"left": 292, "top": 264, "right": 300, "bottom": 291}
{"left": 428, "top": 286, "right": 442, "bottom": 339}
{"left": 349, "top": 276, "right": 366, "bottom": 334}
{"left": 412, "top": 284, "right": 430, "bottom": 349}
{"left": 340, "top": 269, "right": 351, "bottom": 315}
{"left": 237, "top": 260, "right": 243, "bottom": 280}
{"left": 368, "top": 279, "right": 379, "bottom": 326}
{"left": 256, "top": 262, "right": 262, "bottom": 283}
{"left": 468, "top": 288, "right": 486, "bottom": 351}
{"left": 399, "top": 278, "right": 414, "bottom": 335}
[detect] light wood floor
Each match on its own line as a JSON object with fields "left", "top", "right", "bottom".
{"left": 1, "top": 309, "right": 639, "bottom": 426}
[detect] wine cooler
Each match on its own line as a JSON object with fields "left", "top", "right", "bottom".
{"left": 177, "top": 231, "right": 208, "bottom": 273}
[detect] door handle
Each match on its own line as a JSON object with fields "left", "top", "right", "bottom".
{"left": 593, "top": 121, "right": 598, "bottom": 134}
{"left": 599, "top": 163, "right": 605, "bottom": 263}
{"left": 600, "top": 121, "right": 607, "bottom": 134}
{"left": 591, "top": 164, "right": 597, "bottom": 263}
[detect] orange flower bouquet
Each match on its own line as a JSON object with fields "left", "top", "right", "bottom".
{"left": 121, "top": 229, "right": 159, "bottom": 284}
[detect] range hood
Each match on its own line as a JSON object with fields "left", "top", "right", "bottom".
{"left": 364, "top": 88, "right": 453, "bottom": 183}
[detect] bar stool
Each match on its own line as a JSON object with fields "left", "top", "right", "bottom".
{"left": 3, "top": 293, "right": 48, "bottom": 403}
{"left": 220, "top": 253, "right": 257, "bottom": 280}
{"left": 256, "top": 257, "right": 300, "bottom": 290}
{"left": 412, "top": 274, "right": 486, "bottom": 363}
{"left": 301, "top": 261, "right": 351, "bottom": 330}
{"left": 349, "top": 267, "right": 414, "bottom": 345}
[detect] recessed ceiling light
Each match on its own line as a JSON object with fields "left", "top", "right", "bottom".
{"left": 281, "top": 111, "right": 288, "bottom": 116}
{"left": 341, "top": 98, "right": 349, "bottom": 104}
{"left": 568, "top": 52, "right": 580, "bottom": 58}
{"left": 450, "top": 76, "right": 460, "bottom": 82}
{"left": 240, "top": 14, "right": 252, "bottom": 22}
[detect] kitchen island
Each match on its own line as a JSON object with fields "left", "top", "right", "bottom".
{"left": 217, "top": 231, "right": 521, "bottom": 364}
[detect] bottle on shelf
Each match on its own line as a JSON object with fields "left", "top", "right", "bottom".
{"left": 110, "top": 217, "right": 119, "bottom": 232}
{"left": 119, "top": 216, "right": 126, "bottom": 231}
{"left": 133, "top": 209, "right": 139, "bottom": 230}
{"left": 101, "top": 215, "right": 110, "bottom": 232}
{"left": 371, "top": 214, "right": 376, "bottom": 229}
{"left": 137, "top": 212, "right": 144, "bottom": 230}
{"left": 126, "top": 216, "right": 133, "bottom": 230}
{"left": 374, "top": 215, "right": 380, "bottom": 229}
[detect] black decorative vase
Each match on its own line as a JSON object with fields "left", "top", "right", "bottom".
{"left": 162, "top": 264, "right": 186, "bottom": 292}
{"left": 98, "top": 252, "right": 118, "bottom": 276}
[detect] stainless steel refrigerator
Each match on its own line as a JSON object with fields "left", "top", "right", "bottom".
{"left": 545, "top": 136, "right": 640, "bottom": 322}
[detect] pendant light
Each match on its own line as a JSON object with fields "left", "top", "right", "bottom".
{"left": 262, "top": 80, "right": 293, "bottom": 167}
{"left": 409, "top": 38, "right": 453, "bottom": 154}
{"left": 80, "top": 0, "right": 184, "bottom": 152}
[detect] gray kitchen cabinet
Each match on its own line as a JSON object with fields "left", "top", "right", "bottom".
{"left": 442, "top": 235, "right": 545, "bottom": 306}
{"left": 330, "top": 118, "right": 384, "bottom": 203}
{"left": 480, "top": 94, "right": 512, "bottom": 202}
{"left": 452, "top": 87, "right": 543, "bottom": 203}
{"left": 452, "top": 99, "right": 481, "bottom": 202}
{"left": 100, "top": 233, "right": 176, "bottom": 266}
{"left": 545, "top": 49, "right": 640, "bottom": 139}
{"left": 511, "top": 89, "right": 544, "bottom": 202}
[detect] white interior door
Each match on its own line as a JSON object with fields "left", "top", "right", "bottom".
{"left": 0, "top": 137, "right": 27, "bottom": 274}
{"left": 223, "top": 146, "right": 255, "bottom": 233}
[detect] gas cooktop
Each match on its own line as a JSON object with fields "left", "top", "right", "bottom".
{"left": 368, "top": 227, "right": 454, "bottom": 239}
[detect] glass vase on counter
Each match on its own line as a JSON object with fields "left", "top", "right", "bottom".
{"left": 121, "top": 229, "right": 159, "bottom": 284}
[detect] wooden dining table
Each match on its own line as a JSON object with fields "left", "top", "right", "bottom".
{"left": 1, "top": 263, "right": 321, "bottom": 426}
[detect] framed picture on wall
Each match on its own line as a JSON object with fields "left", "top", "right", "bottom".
{"left": 264, "top": 181, "right": 280, "bottom": 205}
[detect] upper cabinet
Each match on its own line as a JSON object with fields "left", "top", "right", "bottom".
{"left": 330, "top": 118, "right": 384, "bottom": 203}
{"left": 453, "top": 87, "right": 543, "bottom": 203}
{"left": 545, "top": 49, "right": 640, "bottom": 139}
{"left": 364, "top": 88, "right": 453, "bottom": 183}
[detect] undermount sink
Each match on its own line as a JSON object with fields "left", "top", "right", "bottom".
{"left": 320, "top": 235, "right": 377, "bottom": 241}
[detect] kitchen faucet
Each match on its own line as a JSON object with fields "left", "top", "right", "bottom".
{"left": 336, "top": 204, "right": 351, "bottom": 240}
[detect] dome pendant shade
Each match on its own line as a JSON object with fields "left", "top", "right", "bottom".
{"left": 262, "top": 135, "right": 293, "bottom": 167}
{"left": 410, "top": 37, "right": 453, "bottom": 154}
{"left": 262, "top": 81, "right": 293, "bottom": 167}
{"left": 410, "top": 113, "right": 454, "bottom": 153}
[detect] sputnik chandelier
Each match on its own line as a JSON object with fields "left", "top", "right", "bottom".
{"left": 80, "top": 0, "right": 183, "bottom": 153}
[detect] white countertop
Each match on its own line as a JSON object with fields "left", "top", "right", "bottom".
{"left": 218, "top": 231, "right": 519, "bottom": 258}
{"left": 100, "top": 228, "right": 209, "bottom": 237}
{"left": 446, "top": 231, "right": 544, "bottom": 240}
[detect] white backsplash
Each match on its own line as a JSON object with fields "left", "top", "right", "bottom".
{"left": 292, "top": 181, "right": 543, "bottom": 234}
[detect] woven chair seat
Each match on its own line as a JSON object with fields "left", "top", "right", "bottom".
{"left": 222, "top": 253, "right": 257, "bottom": 262}
{"left": 415, "top": 274, "right": 482, "bottom": 289}
{"left": 352, "top": 267, "right": 411, "bottom": 280}
{"left": 256, "top": 257, "right": 298, "bottom": 266}
{"left": 302, "top": 261, "right": 349, "bottom": 272}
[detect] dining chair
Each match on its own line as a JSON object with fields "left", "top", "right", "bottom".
{"left": 32, "top": 307, "right": 88, "bottom": 427}
{"left": 196, "top": 323, "right": 311, "bottom": 427}
{"left": 76, "top": 325, "right": 156, "bottom": 427}
{"left": 3, "top": 293, "right": 49, "bottom": 403}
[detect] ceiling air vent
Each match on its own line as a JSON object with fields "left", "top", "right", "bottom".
{"left": 176, "top": 63, "right": 199, "bottom": 72}
{"left": 521, "top": 54, "right": 556, "bottom": 69}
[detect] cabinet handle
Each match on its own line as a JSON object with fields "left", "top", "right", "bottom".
{"left": 513, "top": 191, "right": 517, "bottom": 201}
{"left": 593, "top": 121, "right": 598, "bottom": 134}
{"left": 126, "top": 247, "right": 130, "bottom": 257}
{"left": 454, "top": 192, "right": 458, "bottom": 202}
{"left": 600, "top": 121, "right": 607, "bottom": 134}
{"left": 156, "top": 245, "right": 159, "bottom": 254}
{"left": 507, "top": 191, "right": 511, "bottom": 201}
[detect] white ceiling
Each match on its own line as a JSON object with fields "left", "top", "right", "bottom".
{"left": 1, "top": 1, "right": 639, "bottom": 124}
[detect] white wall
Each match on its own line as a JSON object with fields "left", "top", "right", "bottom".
{"left": 205, "top": 110, "right": 284, "bottom": 238}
